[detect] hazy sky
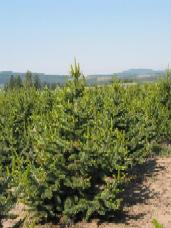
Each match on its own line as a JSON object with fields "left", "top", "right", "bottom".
{"left": 0, "top": 0, "right": 171, "bottom": 74}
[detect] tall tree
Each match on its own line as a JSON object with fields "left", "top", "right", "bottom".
{"left": 33, "top": 75, "right": 41, "bottom": 89}
{"left": 23, "top": 71, "right": 33, "bottom": 88}
{"left": 15, "top": 75, "right": 23, "bottom": 88}
{"left": 4, "top": 75, "right": 15, "bottom": 90}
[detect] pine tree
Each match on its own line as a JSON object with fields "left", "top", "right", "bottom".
{"left": 33, "top": 75, "right": 42, "bottom": 89}
{"left": 23, "top": 71, "right": 33, "bottom": 88}
{"left": 7, "top": 75, "right": 15, "bottom": 90}
{"left": 15, "top": 75, "right": 23, "bottom": 88}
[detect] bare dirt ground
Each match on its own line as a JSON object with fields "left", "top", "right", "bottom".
{"left": 69, "top": 156, "right": 171, "bottom": 228}
{"left": 115, "top": 156, "right": 171, "bottom": 228}
{"left": 3, "top": 156, "right": 171, "bottom": 228}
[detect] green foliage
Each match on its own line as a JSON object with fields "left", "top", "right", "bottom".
{"left": 0, "top": 63, "right": 171, "bottom": 225}
{"left": 152, "top": 219, "right": 164, "bottom": 228}
{"left": 5, "top": 71, "right": 43, "bottom": 91}
{"left": 33, "top": 75, "right": 42, "bottom": 90}
{"left": 23, "top": 71, "right": 33, "bottom": 88}
{"left": 5, "top": 75, "right": 23, "bottom": 90}
{"left": 0, "top": 158, "right": 16, "bottom": 226}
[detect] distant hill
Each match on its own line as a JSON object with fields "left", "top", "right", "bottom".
{"left": 116, "top": 69, "right": 163, "bottom": 78}
{"left": 118, "top": 68, "right": 162, "bottom": 75}
{"left": 87, "top": 69, "right": 164, "bottom": 84}
{"left": 0, "top": 69, "right": 165, "bottom": 87}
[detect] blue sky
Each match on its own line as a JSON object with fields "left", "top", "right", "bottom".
{"left": 0, "top": 0, "right": 171, "bottom": 74}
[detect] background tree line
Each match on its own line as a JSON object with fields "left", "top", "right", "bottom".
{"left": 4, "top": 71, "right": 61, "bottom": 90}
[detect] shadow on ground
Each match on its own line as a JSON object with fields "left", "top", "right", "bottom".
{"left": 6, "top": 158, "right": 167, "bottom": 228}
{"left": 97, "top": 158, "right": 166, "bottom": 226}
{"left": 124, "top": 159, "right": 165, "bottom": 206}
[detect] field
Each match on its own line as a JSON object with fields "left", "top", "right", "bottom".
{"left": 0, "top": 63, "right": 171, "bottom": 227}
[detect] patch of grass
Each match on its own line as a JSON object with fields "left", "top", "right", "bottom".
{"left": 152, "top": 218, "right": 164, "bottom": 228}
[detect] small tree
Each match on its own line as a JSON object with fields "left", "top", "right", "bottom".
{"left": 15, "top": 61, "right": 125, "bottom": 224}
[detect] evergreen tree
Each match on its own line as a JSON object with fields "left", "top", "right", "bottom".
{"left": 8, "top": 75, "right": 15, "bottom": 90}
{"left": 23, "top": 71, "right": 33, "bottom": 88}
{"left": 15, "top": 75, "right": 23, "bottom": 88}
{"left": 33, "top": 75, "right": 42, "bottom": 89}
{"left": 4, "top": 75, "right": 23, "bottom": 90}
